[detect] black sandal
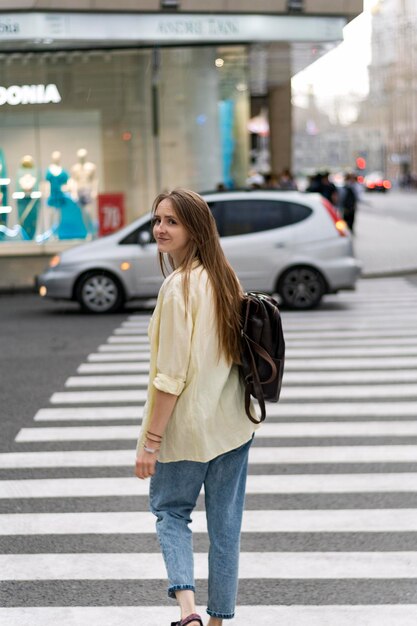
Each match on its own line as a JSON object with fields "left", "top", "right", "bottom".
{"left": 171, "top": 614, "right": 203, "bottom": 626}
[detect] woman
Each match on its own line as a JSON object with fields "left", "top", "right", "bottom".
{"left": 135, "top": 189, "right": 257, "bottom": 626}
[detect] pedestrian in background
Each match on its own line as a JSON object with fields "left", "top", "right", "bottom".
{"left": 307, "top": 171, "right": 338, "bottom": 205}
{"left": 320, "top": 171, "right": 339, "bottom": 205}
{"left": 306, "top": 172, "right": 322, "bottom": 193}
{"left": 279, "top": 168, "right": 298, "bottom": 190}
{"left": 263, "top": 172, "right": 280, "bottom": 189}
{"left": 135, "top": 188, "right": 257, "bottom": 626}
{"left": 341, "top": 173, "right": 358, "bottom": 233}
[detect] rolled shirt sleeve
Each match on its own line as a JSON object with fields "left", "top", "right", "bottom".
{"left": 153, "top": 285, "right": 193, "bottom": 396}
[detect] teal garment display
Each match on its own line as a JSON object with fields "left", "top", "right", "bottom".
{"left": 16, "top": 166, "right": 40, "bottom": 240}
{"left": 0, "top": 148, "right": 9, "bottom": 225}
{"left": 46, "top": 168, "right": 87, "bottom": 240}
{"left": 0, "top": 224, "right": 30, "bottom": 242}
{"left": 218, "top": 100, "right": 235, "bottom": 189}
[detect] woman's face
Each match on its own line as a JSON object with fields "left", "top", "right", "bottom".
{"left": 153, "top": 198, "right": 191, "bottom": 266}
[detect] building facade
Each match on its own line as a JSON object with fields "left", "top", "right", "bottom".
{"left": 367, "top": 0, "right": 417, "bottom": 182}
{"left": 0, "top": 0, "right": 362, "bottom": 286}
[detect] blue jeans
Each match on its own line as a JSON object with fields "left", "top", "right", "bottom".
{"left": 149, "top": 436, "right": 252, "bottom": 619}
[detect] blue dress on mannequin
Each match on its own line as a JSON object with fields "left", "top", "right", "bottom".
{"left": 46, "top": 168, "right": 87, "bottom": 240}
{"left": 0, "top": 148, "right": 9, "bottom": 225}
{"left": 16, "top": 164, "right": 40, "bottom": 240}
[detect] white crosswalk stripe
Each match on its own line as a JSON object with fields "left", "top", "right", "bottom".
{"left": 14, "top": 420, "right": 417, "bottom": 442}
{"left": 2, "top": 472, "right": 417, "bottom": 498}
{"left": 3, "top": 551, "right": 417, "bottom": 580}
{"left": 2, "top": 509, "right": 417, "bottom": 534}
{"left": 65, "top": 369, "right": 417, "bottom": 386}
{"left": 1, "top": 606, "right": 417, "bottom": 626}
{"left": 3, "top": 276, "right": 417, "bottom": 624}
{"left": 3, "top": 445, "right": 417, "bottom": 467}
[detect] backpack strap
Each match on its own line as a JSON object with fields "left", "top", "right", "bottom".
{"left": 244, "top": 334, "right": 278, "bottom": 385}
{"left": 243, "top": 335, "right": 267, "bottom": 423}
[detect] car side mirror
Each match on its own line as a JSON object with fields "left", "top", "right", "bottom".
{"left": 138, "top": 230, "right": 151, "bottom": 246}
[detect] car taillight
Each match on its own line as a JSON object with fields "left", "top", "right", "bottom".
{"left": 383, "top": 180, "right": 392, "bottom": 189}
{"left": 367, "top": 182, "right": 375, "bottom": 189}
{"left": 321, "top": 197, "right": 348, "bottom": 237}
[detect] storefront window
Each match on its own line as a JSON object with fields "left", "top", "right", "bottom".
{"left": 0, "top": 46, "right": 250, "bottom": 245}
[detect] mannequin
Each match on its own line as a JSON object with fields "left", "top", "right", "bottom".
{"left": 69, "top": 148, "right": 98, "bottom": 236}
{"left": 15, "top": 155, "right": 40, "bottom": 239}
{"left": 46, "top": 151, "right": 87, "bottom": 240}
{"left": 46, "top": 151, "right": 68, "bottom": 203}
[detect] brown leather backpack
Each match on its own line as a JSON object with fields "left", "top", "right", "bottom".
{"left": 240, "top": 292, "right": 285, "bottom": 424}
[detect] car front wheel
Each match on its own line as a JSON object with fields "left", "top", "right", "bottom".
{"left": 278, "top": 266, "right": 325, "bottom": 310}
{"left": 76, "top": 272, "right": 124, "bottom": 313}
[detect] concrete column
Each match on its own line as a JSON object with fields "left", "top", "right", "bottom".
{"left": 159, "top": 47, "right": 222, "bottom": 192}
{"left": 268, "top": 81, "right": 292, "bottom": 176}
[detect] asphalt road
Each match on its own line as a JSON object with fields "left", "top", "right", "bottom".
{"left": 1, "top": 191, "right": 417, "bottom": 622}
{"left": 354, "top": 189, "right": 417, "bottom": 276}
{"left": 2, "top": 276, "right": 417, "bottom": 621}
{"left": 1, "top": 182, "right": 417, "bottom": 452}
{"left": 360, "top": 187, "right": 417, "bottom": 223}
{"left": 0, "top": 295, "right": 151, "bottom": 453}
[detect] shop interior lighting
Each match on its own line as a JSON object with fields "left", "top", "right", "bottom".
{"left": 161, "top": 0, "right": 179, "bottom": 8}
{"left": 215, "top": 58, "right": 224, "bottom": 68}
{"left": 0, "top": 206, "right": 12, "bottom": 214}
{"left": 236, "top": 82, "right": 248, "bottom": 91}
{"left": 287, "top": 0, "right": 304, "bottom": 11}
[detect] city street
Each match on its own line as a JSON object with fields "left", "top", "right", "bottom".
{"left": 2, "top": 0, "right": 417, "bottom": 622}
{"left": 354, "top": 188, "right": 417, "bottom": 277}
{"left": 1, "top": 193, "right": 417, "bottom": 624}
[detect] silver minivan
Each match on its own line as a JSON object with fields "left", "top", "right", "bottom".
{"left": 37, "top": 190, "right": 361, "bottom": 312}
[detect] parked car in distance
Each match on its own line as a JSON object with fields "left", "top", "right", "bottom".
{"left": 364, "top": 171, "right": 392, "bottom": 192}
{"left": 37, "top": 190, "right": 362, "bottom": 313}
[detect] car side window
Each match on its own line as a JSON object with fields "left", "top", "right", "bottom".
{"left": 288, "top": 201, "right": 313, "bottom": 224}
{"left": 119, "top": 220, "right": 154, "bottom": 245}
{"left": 219, "top": 200, "right": 312, "bottom": 237}
{"left": 207, "top": 202, "right": 224, "bottom": 237}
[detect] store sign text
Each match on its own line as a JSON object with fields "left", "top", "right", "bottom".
{"left": 157, "top": 18, "right": 239, "bottom": 36}
{"left": 0, "top": 84, "right": 61, "bottom": 106}
{"left": 0, "top": 19, "right": 20, "bottom": 34}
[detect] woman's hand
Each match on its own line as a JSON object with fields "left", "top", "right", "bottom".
{"left": 135, "top": 391, "right": 178, "bottom": 479}
{"left": 135, "top": 448, "right": 158, "bottom": 480}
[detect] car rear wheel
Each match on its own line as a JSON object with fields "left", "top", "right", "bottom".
{"left": 76, "top": 272, "right": 124, "bottom": 313}
{"left": 278, "top": 266, "right": 325, "bottom": 310}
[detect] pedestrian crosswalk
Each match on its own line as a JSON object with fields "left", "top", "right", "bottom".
{"left": 2, "top": 276, "right": 417, "bottom": 625}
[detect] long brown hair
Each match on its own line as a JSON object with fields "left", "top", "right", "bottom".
{"left": 152, "top": 188, "right": 243, "bottom": 364}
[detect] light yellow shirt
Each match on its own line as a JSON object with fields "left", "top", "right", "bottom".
{"left": 136, "top": 264, "right": 257, "bottom": 463}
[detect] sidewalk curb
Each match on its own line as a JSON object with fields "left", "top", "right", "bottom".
{"left": 0, "top": 285, "right": 36, "bottom": 295}
{"left": 361, "top": 267, "right": 417, "bottom": 279}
